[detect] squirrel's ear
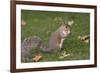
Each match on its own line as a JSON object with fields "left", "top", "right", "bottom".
{"left": 64, "top": 21, "right": 67, "bottom": 25}
{"left": 60, "top": 20, "right": 67, "bottom": 25}
{"left": 67, "top": 20, "right": 74, "bottom": 26}
{"left": 58, "top": 18, "right": 74, "bottom": 26}
{"left": 58, "top": 18, "right": 65, "bottom": 25}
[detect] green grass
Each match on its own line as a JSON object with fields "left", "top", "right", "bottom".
{"left": 21, "top": 10, "right": 90, "bottom": 62}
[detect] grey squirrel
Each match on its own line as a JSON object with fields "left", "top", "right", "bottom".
{"left": 21, "top": 20, "right": 74, "bottom": 62}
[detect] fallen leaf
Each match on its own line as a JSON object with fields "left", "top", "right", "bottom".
{"left": 77, "top": 35, "right": 89, "bottom": 41}
{"left": 33, "top": 54, "right": 42, "bottom": 62}
{"left": 77, "top": 35, "right": 81, "bottom": 39}
{"left": 59, "top": 51, "right": 71, "bottom": 59}
{"left": 84, "top": 39, "right": 89, "bottom": 43}
{"left": 81, "top": 35, "right": 89, "bottom": 41}
{"left": 64, "top": 54, "right": 71, "bottom": 57}
{"left": 21, "top": 20, "right": 26, "bottom": 26}
{"left": 59, "top": 56, "right": 64, "bottom": 59}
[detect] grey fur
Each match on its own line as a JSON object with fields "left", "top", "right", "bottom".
{"left": 21, "top": 23, "right": 72, "bottom": 62}
{"left": 21, "top": 36, "right": 43, "bottom": 62}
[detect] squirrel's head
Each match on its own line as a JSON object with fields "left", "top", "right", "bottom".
{"left": 59, "top": 20, "right": 74, "bottom": 38}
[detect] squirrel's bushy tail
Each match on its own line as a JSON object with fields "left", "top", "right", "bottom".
{"left": 21, "top": 36, "right": 51, "bottom": 62}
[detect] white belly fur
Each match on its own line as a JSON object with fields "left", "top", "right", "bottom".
{"left": 59, "top": 39, "right": 64, "bottom": 48}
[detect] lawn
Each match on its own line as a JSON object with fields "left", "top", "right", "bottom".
{"left": 21, "top": 10, "right": 90, "bottom": 62}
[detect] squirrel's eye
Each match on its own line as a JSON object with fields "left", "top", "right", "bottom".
{"left": 66, "top": 26, "right": 68, "bottom": 28}
{"left": 65, "top": 24, "right": 68, "bottom": 28}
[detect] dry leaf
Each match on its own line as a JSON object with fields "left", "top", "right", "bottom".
{"left": 59, "top": 51, "right": 71, "bottom": 59}
{"left": 33, "top": 54, "right": 42, "bottom": 62}
{"left": 59, "top": 56, "right": 64, "bottom": 59}
{"left": 68, "top": 20, "right": 74, "bottom": 26}
{"left": 77, "top": 35, "right": 81, "bottom": 39}
{"left": 21, "top": 20, "right": 26, "bottom": 26}
{"left": 84, "top": 39, "right": 89, "bottom": 43}
{"left": 77, "top": 35, "right": 90, "bottom": 44}
{"left": 63, "top": 54, "right": 71, "bottom": 57}
{"left": 81, "top": 35, "right": 89, "bottom": 41}
{"left": 77, "top": 35, "right": 89, "bottom": 42}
